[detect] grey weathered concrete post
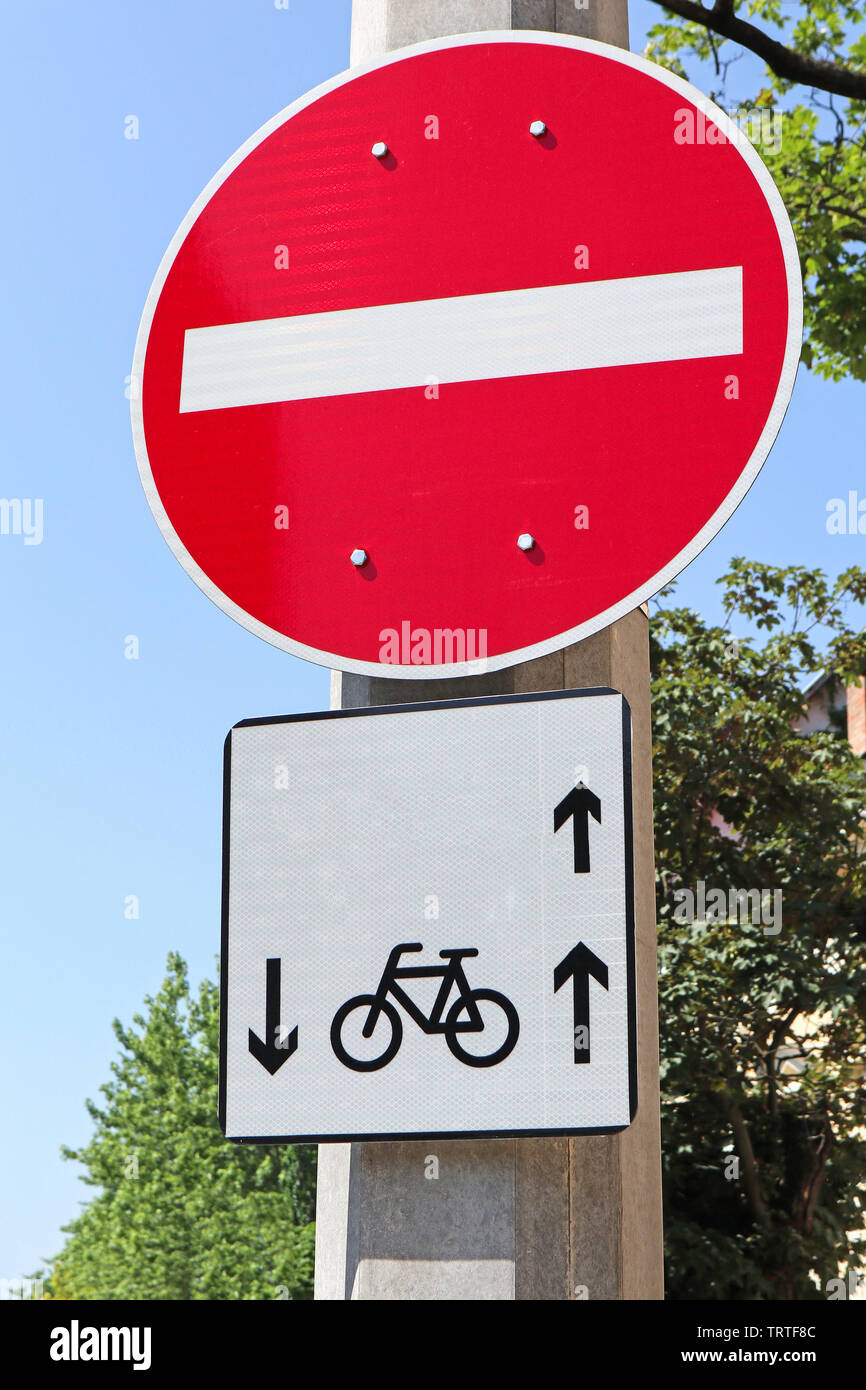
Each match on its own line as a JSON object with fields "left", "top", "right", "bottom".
{"left": 314, "top": 0, "right": 664, "bottom": 1300}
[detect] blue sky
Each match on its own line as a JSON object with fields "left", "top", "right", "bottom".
{"left": 1, "top": 0, "right": 863, "bottom": 1281}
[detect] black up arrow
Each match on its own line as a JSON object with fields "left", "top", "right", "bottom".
{"left": 248, "top": 958, "right": 297, "bottom": 1075}
{"left": 554, "top": 783, "right": 601, "bottom": 873}
{"left": 554, "top": 943, "right": 608, "bottom": 1064}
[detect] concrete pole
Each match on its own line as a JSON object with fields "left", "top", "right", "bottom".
{"left": 314, "top": 0, "right": 663, "bottom": 1300}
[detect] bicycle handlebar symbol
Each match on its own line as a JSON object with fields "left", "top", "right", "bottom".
{"left": 330, "top": 943, "right": 520, "bottom": 1071}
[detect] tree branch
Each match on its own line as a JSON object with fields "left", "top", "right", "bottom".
{"left": 771, "top": 1004, "right": 801, "bottom": 1053}
{"left": 650, "top": 0, "right": 866, "bottom": 100}
{"left": 764, "top": 1003, "right": 802, "bottom": 1118}
{"left": 724, "top": 1091, "right": 772, "bottom": 1227}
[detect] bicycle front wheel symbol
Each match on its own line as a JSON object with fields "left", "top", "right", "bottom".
{"left": 444, "top": 989, "right": 519, "bottom": 1067}
{"left": 330, "top": 995, "right": 403, "bottom": 1072}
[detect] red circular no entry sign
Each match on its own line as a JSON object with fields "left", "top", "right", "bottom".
{"left": 132, "top": 32, "right": 801, "bottom": 677}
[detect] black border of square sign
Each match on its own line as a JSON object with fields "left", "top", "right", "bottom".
{"left": 218, "top": 686, "right": 637, "bottom": 1144}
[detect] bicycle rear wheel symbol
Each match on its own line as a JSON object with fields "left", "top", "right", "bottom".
{"left": 331, "top": 943, "right": 519, "bottom": 1071}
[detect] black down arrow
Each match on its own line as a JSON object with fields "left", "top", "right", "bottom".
{"left": 248, "top": 958, "right": 298, "bottom": 1074}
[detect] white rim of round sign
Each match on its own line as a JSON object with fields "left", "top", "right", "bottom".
{"left": 130, "top": 30, "right": 803, "bottom": 680}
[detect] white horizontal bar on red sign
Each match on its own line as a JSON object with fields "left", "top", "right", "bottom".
{"left": 178, "top": 266, "right": 743, "bottom": 413}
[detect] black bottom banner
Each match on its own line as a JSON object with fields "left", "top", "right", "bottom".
{"left": 2, "top": 1295, "right": 860, "bottom": 1376}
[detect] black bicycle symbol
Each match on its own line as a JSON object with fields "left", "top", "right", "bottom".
{"left": 330, "top": 942, "right": 520, "bottom": 1071}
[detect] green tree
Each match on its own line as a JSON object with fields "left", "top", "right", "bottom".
{"left": 48, "top": 954, "right": 315, "bottom": 1300}
{"left": 652, "top": 560, "right": 866, "bottom": 1298}
{"left": 645, "top": 1, "right": 866, "bottom": 380}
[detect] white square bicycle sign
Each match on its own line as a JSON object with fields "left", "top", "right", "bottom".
{"left": 219, "top": 688, "right": 637, "bottom": 1142}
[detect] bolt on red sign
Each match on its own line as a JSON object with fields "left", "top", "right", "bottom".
{"left": 131, "top": 32, "right": 802, "bottom": 678}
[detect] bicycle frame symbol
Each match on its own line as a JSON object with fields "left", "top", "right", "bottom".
{"left": 330, "top": 942, "right": 520, "bottom": 1071}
